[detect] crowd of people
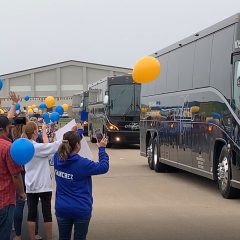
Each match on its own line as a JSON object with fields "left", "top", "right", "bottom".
{"left": 0, "top": 92, "right": 110, "bottom": 240}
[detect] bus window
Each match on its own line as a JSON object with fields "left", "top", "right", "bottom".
{"left": 233, "top": 61, "right": 240, "bottom": 114}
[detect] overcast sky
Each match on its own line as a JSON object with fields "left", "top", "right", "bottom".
{"left": 0, "top": 0, "right": 239, "bottom": 74}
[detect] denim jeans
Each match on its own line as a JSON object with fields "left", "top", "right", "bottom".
{"left": 57, "top": 217, "right": 90, "bottom": 240}
{"left": 0, "top": 204, "right": 15, "bottom": 240}
{"left": 14, "top": 197, "right": 39, "bottom": 236}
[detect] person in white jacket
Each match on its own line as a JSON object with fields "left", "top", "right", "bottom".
{"left": 23, "top": 121, "right": 61, "bottom": 240}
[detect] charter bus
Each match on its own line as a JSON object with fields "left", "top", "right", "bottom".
{"left": 88, "top": 75, "right": 141, "bottom": 147}
{"left": 72, "top": 91, "right": 89, "bottom": 135}
{"left": 140, "top": 13, "right": 240, "bottom": 198}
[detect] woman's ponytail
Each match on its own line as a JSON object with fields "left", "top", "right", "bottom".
{"left": 57, "top": 131, "right": 81, "bottom": 161}
{"left": 58, "top": 140, "right": 72, "bottom": 161}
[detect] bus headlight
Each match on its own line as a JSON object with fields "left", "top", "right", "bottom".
{"left": 115, "top": 137, "right": 121, "bottom": 142}
{"left": 107, "top": 123, "right": 119, "bottom": 131}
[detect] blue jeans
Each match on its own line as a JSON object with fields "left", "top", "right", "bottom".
{"left": 14, "top": 196, "right": 39, "bottom": 236}
{"left": 57, "top": 217, "right": 90, "bottom": 240}
{"left": 0, "top": 204, "right": 15, "bottom": 240}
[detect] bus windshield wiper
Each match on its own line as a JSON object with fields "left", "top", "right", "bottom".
{"left": 123, "top": 102, "right": 133, "bottom": 116}
{"left": 136, "top": 104, "right": 140, "bottom": 111}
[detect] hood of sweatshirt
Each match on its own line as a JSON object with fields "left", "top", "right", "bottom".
{"left": 54, "top": 152, "right": 80, "bottom": 166}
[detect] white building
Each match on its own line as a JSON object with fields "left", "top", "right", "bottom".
{"left": 0, "top": 60, "right": 131, "bottom": 107}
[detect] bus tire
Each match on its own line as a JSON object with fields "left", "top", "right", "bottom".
{"left": 217, "top": 146, "right": 239, "bottom": 199}
{"left": 153, "top": 138, "right": 167, "bottom": 173}
{"left": 147, "top": 138, "right": 154, "bottom": 170}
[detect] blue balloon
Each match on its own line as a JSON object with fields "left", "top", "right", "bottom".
{"left": 45, "top": 118, "right": 50, "bottom": 124}
{"left": 212, "top": 112, "right": 221, "bottom": 120}
{"left": 42, "top": 112, "right": 50, "bottom": 124}
{"left": 0, "top": 79, "right": 3, "bottom": 90}
{"left": 15, "top": 103, "right": 20, "bottom": 111}
{"left": 39, "top": 103, "right": 47, "bottom": 109}
{"left": 50, "top": 112, "right": 60, "bottom": 122}
{"left": 42, "top": 112, "right": 48, "bottom": 118}
{"left": 10, "top": 138, "right": 35, "bottom": 165}
{"left": 8, "top": 106, "right": 11, "bottom": 111}
{"left": 55, "top": 105, "right": 64, "bottom": 115}
{"left": 24, "top": 96, "right": 30, "bottom": 101}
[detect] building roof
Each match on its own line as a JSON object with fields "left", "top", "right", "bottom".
{"left": 0, "top": 60, "right": 132, "bottom": 79}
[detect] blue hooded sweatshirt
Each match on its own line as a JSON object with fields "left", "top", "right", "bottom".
{"left": 53, "top": 129, "right": 109, "bottom": 220}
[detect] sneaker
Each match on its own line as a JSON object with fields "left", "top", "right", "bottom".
{"left": 35, "top": 235, "right": 43, "bottom": 240}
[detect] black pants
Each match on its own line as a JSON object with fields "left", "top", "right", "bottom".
{"left": 27, "top": 192, "right": 52, "bottom": 222}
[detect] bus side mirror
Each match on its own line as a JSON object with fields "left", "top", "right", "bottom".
{"left": 104, "top": 95, "right": 109, "bottom": 105}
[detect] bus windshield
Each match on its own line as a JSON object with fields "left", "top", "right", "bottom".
{"left": 233, "top": 61, "right": 240, "bottom": 116}
{"left": 109, "top": 84, "right": 140, "bottom": 116}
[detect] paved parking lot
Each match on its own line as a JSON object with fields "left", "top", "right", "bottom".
{"left": 14, "top": 139, "right": 240, "bottom": 240}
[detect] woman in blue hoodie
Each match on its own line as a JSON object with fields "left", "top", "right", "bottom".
{"left": 54, "top": 125, "right": 109, "bottom": 240}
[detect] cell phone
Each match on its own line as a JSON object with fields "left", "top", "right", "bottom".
{"left": 12, "top": 117, "right": 27, "bottom": 125}
{"left": 95, "top": 129, "right": 103, "bottom": 142}
{"left": 38, "top": 118, "right": 43, "bottom": 124}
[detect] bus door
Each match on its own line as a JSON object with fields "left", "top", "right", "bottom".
{"left": 231, "top": 54, "right": 240, "bottom": 182}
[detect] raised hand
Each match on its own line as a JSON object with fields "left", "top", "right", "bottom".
{"left": 77, "top": 122, "right": 84, "bottom": 130}
{"left": 97, "top": 136, "right": 108, "bottom": 148}
{"left": 9, "top": 91, "right": 20, "bottom": 103}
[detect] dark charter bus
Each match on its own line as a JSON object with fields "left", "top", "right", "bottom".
{"left": 140, "top": 13, "right": 240, "bottom": 198}
{"left": 88, "top": 75, "right": 141, "bottom": 147}
{"left": 72, "top": 91, "right": 89, "bottom": 135}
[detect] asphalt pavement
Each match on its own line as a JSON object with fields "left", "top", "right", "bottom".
{"left": 12, "top": 139, "right": 240, "bottom": 240}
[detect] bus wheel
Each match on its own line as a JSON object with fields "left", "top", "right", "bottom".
{"left": 153, "top": 138, "right": 167, "bottom": 173}
{"left": 217, "top": 146, "right": 238, "bottom": 199}
{"left": 147, "top": 138, "right": 154, "bottom": 170}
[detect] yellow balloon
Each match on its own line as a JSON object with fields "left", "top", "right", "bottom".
{"left": 132, "top": 56, "right": 161, "bottom": 84}
{"left": 28, "top": 109, "right": 33, "bottom": 114}
{"left": 191, "top": 106, "right": 200, "bottom": 113}
{"left": 28, "top": 106, "right": 32, "bottom": 110}
{"left": 62, "top": 104, "right": 69, "bottom": 112}
{"left": 0, "top": 109, "right": 4, "bottom": 114}
{"left": 45, "top": 96, "right": 55, "bottom": 108}
{"left": 31, "top": 104, "right": 37, "bottom": 109}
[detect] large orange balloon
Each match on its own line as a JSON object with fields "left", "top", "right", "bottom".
{"left": 62, "top": 104, "right": 69, "bottom": 112}
{"left": 31, "top": 104, "right": 37, "bottom": 109}
{"left": 132, "top": 56, "right": 161, "bottom": 84}
{"left": 45, "top": 96, "right": 55, "bottom": 108}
